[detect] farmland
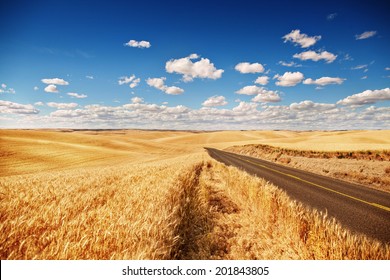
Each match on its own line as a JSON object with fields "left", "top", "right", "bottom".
{"left": 1, "top": 129, "right": 389, "bottom": 259}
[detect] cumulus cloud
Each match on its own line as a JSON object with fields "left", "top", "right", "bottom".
{"left": 355, "top": 31, "right": 377, "bottom": 40}
{"left": 67, "top": 92, "right": 87, "bottom": 98}
{"left": 50, "top": 109, "right": 90, "bottom": 118}
{"left": 235, "top": 86, "right": 281, "bottom": 103}
{"left": 34, "top": 102, "right": 44, "bottom": 106}
{"left": 165, "top": 86, "right": 184, "bottom": 95}
{"left": 131, "top": 97, "right": 144, "bottom": 104}
{"left": 232, "top": 101, "right": 258, "bottom": 113}
{"left": 293, "top": 50, "right": 337, "bottom": 63}
{"left": 278, "top": 61, "right": 302, "bottom": 67}
{"left": 44, "top": 84, "right": 59, "bottom": 93}
{"left": 202, "top": 95, "right": 228, "bottom": 107}
{"left": 251, "top": 92, "right": 281, "bottom": 103}
{"left": 282, "top": 29, "right": 321, "bottom": 48}
{"left": 303, "top": 77, "right": 345, "bottom": 86}
{"left": 337, "top": 88, "right": 390, "bottom": 106}
{"left": 146, "top": 77, "right": 165, "bottom": 90}
{"left": 7, "top": 98, "right": 389, "bottom": 130}
{"left": 274, "top": 71, "right": 304, "bottom": 87}
{"left": 235, "top": 62, "right": 264, "bottom": 74}
{"left": 86, "top": 75, "right": 94, "bottom": 80}
{"left": 165, "top": 54, "right": 224, "bottom": 82}
{"left": 41, "top": 78, "right": 69, "bottom": 85}
{"left": 236, "top": 85, "right": 269, "bottom": 95}
{"left": 290, "top": 100, "right": 336, "bottom": 111}
{"left": 124, "top": 39, "right": 151, "bottom": 48}
{"left": 146, "top": 77, "right": 184, "bottom": 95}
{"left": 34, "top": 86, "right": 39, "bottom": 91}
{"left": 118, "top": 75, "right": 140, "bottom": 88}
{"left": 254, "top": 76, "right": 269, "bottom": 85}
{"left": 0, "top": 84, "right": 16, "bottom": 94}
{"left": 47, "top": 102, "right": 78, "bottom": 109}
{"left": 0, "top": 100, "right": 39, "bottom": 114}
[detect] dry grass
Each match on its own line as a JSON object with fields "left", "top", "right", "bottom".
{"left": 225, "top": 144, "right": 390, "bottom": 192}
{"left": 172, "top": 160, "right": 390, "bottom": 259}
{"left": 1, "top": 129, "right": 389, "bottom": 260}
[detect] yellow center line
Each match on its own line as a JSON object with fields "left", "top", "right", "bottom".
{"left": 226, "top": 152, "right": 390, "bottom": 213}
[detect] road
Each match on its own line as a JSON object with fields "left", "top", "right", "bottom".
{"left": 205, "top": 147, "right": 390, "bottom": 244}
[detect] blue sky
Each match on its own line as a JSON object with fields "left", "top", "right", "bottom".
{"left": 0, "top": 0, "right": 389, "bottom": 129}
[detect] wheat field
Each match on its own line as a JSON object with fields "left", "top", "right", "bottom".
{"left": 1, "top": 129, "right": 389, "bottom": 259}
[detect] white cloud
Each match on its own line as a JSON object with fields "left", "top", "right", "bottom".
{"left": 86, "top": 75, "right": 94, "bottom": 80}
{"left": 232, "top": 101, "right": 258, "bottom": 113}
{"left": 327, "top": 13, "right": 337, "bottom": 21}
{"left": 251, "top": 92, "right": 281, "bottom": 103}
{"left": 130, "top": 78, "right": 140, "bottom": 88}
{"left": 44, "top": 84, "right": 59, "bottom": 93}
{"left": 303, "top": 77, "right": 345, "bottom": 86}
{"left": 385, "top": 67, "right": 390, "bottom": 71}
{"left": 34, "top": 102, "right": 44, "bottom": 106}
{"left": 293, "top": 50, "right": 337, "bottom": 63}
{"left": 164, "top": 86, "right": 184, "bottom": 95}
{"left": 124, "top": 40, "right": 151, "bottom": 48}
{"left": 278, "top": 61, "right": 302, "bottom": 67}
{"left": 337, "top": 88, "right": 390, "bottom": 106}
{"left": 165, "top": 54, "right": 224, "bottom": 82}
{"left": 34, "top": 86, "right": 39, "bottom": 91}
{"left": 146, "top": 77, "right": 184, "bottom": 95}
{"left": 67, "top": 92, "right": 87, "bottom": 99}
{"left": 146, "top": 77, "right": 165, "bottom": 90}
{"left": 50, "top": 109, "right": 90, "bottom": 118}
{"left": 361, "top": 76, "right": 368, "bottom": 80}
{"left": 0, "top": 84, "right": 15, "bottom": 94}
{"left": 188, "top": 53, "right": 199, "bottom": 59}
{"left": 236, "top": 85, "right": 269, "bottom": 95}
{"left": 235, "top": 86, "right": 281, "bottom": 103}
{"left": 5, "top": 98, "right": 389, "bottom": 130}
{"left": 235, "top": 62, "right": 264, "bottom": 74}
{"left": 290, "top": 100, "right": 336, "bottom": 111}
{"left": 282, "top": 29, "right": 321, "bottom": 48}
{"left": 355, "top": 31, "right": 377, "bottom": 40}
{"left": 41, "top": 78, "right": 69, "bottom": 85}
{"left": 274, "top": 71, "right": 304, "bottom": 87}
{"left": 254, "top": 76, "right": 269, "bottom": 85}
{"left": 0, "top": 100, "right": 39, "bottom": 114}
{"left": 47, "top": 102, "right": 78, "bottom": 109}
{"left": 343, "top": 54, "right": 353, "bottom": 61}
{"left": 351, "top": 64, "right": 368, "bottom": 70}
{"left": 202, "top": 95, "right": 228, "bottom": 107}
{"left": 118, "top": 75, "right": 140, "bottom": 88}
{"left": 131, "top": 97, "right": 144, "bottom": 104}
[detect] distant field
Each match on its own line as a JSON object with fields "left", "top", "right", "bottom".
{"left": 2, "top": 129, "right": 389, "bottom": 177}
{"left": 1, "top": 129, "right": 389, "bottom": 259}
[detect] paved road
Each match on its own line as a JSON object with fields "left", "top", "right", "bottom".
{"left": 205, "top": 147, "right": 390, "bottom": 244}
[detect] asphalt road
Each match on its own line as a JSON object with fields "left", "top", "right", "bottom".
{"left": 205, "top": 147, "right": 390, "bottom": 244}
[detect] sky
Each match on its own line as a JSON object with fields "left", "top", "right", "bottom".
{"left": 0, "top": 0, "right": 389, "bottom": 130}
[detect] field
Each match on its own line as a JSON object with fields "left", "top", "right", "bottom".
{"left": 1, "top": 129, "right": 390, "bottom": 259}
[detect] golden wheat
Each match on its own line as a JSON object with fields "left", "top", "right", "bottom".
{"left": 1, "top": 129, "right": 389, "bottom": 260}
